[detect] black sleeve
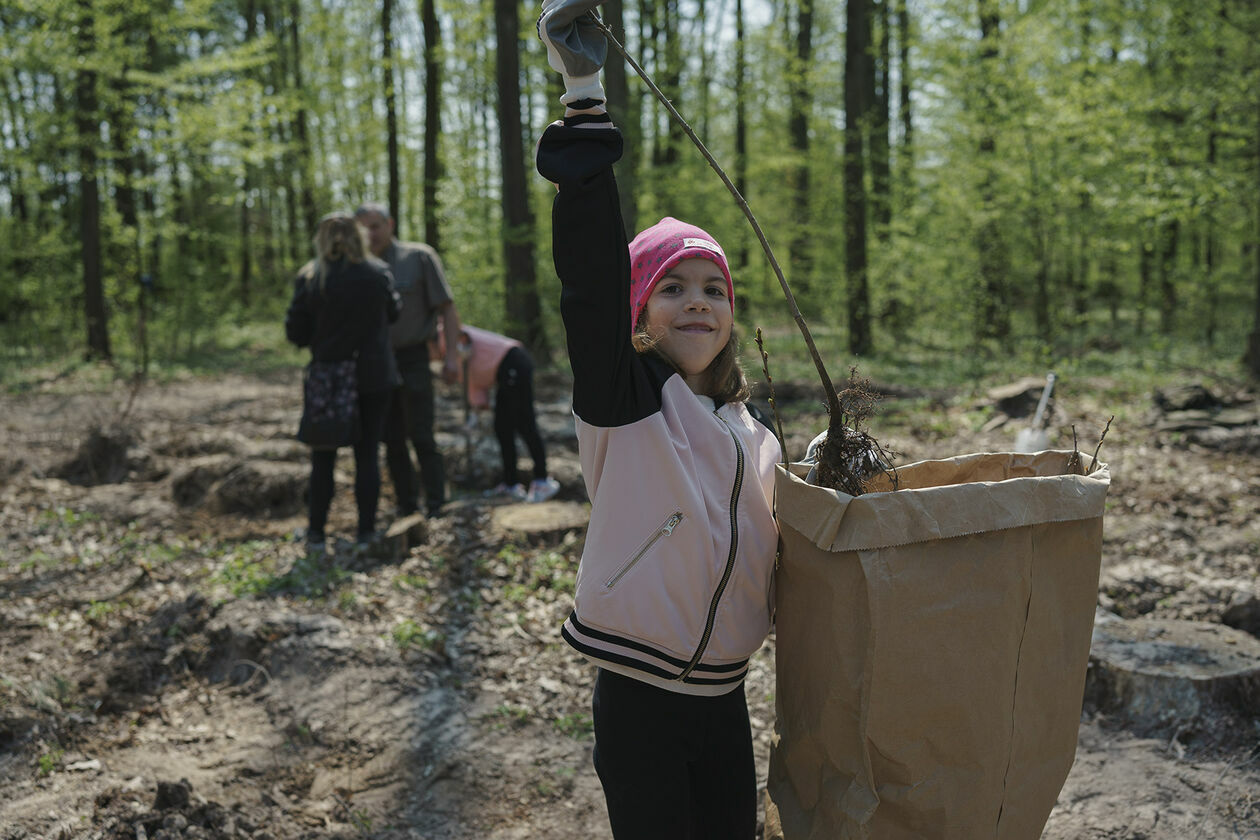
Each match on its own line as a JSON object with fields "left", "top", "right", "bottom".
{"left": 284, "top": 278, "right": 313, "bottom": 348}
{"left": 539, "top": 116, "right": 664, "bottom": 428}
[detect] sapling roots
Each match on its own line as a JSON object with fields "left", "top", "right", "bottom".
{"left": 813, "top": 369, "right": 899, "bottom": 496}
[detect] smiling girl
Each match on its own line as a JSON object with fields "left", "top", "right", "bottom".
{"left": 536, "top": 3, "right": 781, "bottom": 835}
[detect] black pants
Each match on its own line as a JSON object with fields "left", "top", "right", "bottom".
{"left": 383, "top": 345, "right": 446, "bottom": 513}
{"left": 308, "top": 389, "right": 389, "bottom": 539}
{"left": 591, "top": 669, "right": 756, "bottom": 840}
{"left": 494, "top": 346, "right": 547, "bottom": 486}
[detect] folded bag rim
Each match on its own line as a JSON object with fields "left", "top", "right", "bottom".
{"left": 775, "top": 450, "right": 1111, "bottom": 553}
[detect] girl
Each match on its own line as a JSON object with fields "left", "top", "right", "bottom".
{"left": 285, "top": 213, "right": 401, "bottom": 549}
{"left": 434, "top": 322, "right": 561, "bottom": 503}
{"left": 537, "top": 4, "right": 780, "bottom": 836}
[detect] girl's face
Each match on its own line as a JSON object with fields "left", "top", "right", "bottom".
{"left": 642, "top": 257, "right": 733, "bottom": 393}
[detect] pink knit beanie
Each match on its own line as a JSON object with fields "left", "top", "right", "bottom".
{"left": 628, "top": 217, "right": 733, "bottom": 328}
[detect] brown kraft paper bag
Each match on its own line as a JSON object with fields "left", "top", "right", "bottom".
{"left": 765, "top": 450, "right": 1110, "bottom": 840}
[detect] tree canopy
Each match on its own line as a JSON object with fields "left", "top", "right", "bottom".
{"left": 1, "top": 0, "right": 1258, "bottom": 375}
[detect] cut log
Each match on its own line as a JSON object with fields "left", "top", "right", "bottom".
{"left": 1085, "top": 610, "right": 1260, "bottom": 726}
{"left": 1155, "top": 409, "right": 1217, "bottom": 432}
{"left": 986, "top": 377, "right": 1048, "bottom": 418}
{"left": 1152, "top": 383, "right": 1219, "bottom": 412}
{"left": 1214, "top": 406, "right": 1260, "bottom": 427}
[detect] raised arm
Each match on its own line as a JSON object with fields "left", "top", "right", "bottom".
{"left": 536, "top": 1, "right": 662, "bottom": 427}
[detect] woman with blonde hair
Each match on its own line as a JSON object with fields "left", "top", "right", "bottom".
{"left": 285, "top": 212, "right": 401, "bottom": 550}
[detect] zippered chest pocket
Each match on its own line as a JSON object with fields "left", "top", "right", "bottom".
{"left": 604, "top": 511, "right": 684, "bottom": 589}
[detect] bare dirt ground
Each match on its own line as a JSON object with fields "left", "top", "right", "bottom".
{"left": 1, "top": 367, "right": 1258, "bottom": 839}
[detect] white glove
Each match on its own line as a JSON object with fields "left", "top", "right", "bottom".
{"left": 538, "top": 0, "right": 608, "bottom": 106}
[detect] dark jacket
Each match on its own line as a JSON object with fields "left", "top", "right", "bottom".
{"left": 284, "top": 256, "right": 402, "bottom": 394}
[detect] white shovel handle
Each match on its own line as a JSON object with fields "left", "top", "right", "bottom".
{"left": 1032, "top": 373, "right": 1056, "bottom": 428}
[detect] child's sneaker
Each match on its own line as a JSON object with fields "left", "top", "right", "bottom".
{"left": 486, "top": 482, "right": 527, "bottom": 501}
{"left": 526, "top": 477, "right": 561, "bottom": 503}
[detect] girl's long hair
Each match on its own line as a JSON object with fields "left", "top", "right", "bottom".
{"left": 300, "top": 212, "right": 368, "bottom": 293}
{"left": 632, "top": 322, "right": 751, "bottom": 405}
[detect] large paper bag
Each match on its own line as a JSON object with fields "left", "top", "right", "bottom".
{"left": 765, "top": 450, "right": 1110, "bottom": 840}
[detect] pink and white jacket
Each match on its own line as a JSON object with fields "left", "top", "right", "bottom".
{"left": 538, "top": 115, "right": 780, "bottom": 697}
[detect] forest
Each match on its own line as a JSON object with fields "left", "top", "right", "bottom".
{"left": 4, "top": 2, "right": 1260, "bottom": 837}
{"left": 1, "top": 0, "right": 1259, "bottom": 377}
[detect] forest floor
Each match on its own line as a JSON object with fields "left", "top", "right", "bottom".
{"left": 1, "top": 363, "right": 1259, "bottom": 839}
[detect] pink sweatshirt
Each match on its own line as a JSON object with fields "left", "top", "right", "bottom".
{"left": 432, "top": 324, "right": 523, "bottom": 409}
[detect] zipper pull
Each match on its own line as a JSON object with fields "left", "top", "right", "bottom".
{"left": 662, "top": 512, "right": 683, "bottom": 535}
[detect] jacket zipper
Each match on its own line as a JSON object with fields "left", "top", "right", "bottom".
{"left": 604, "top": 511, "right": 684, "bottom": 589}
{"left": 679, "top": 411, "right": 745, "bottom": 681}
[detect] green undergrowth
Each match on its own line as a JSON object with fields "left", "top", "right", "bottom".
{"left": 1, "top": 320, "right": 306, "bottom": 394}
{"left": 211, "top": 538, "right": 351, "bottom": 599}
{"left": 6, "top": 311, "right": 1254, "bottom": 402}
{"left": 749, "top": 319, "right": 1252, "bottom": 399}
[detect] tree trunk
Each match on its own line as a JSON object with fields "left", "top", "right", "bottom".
{"left": 76, "top": 0, "right": 110, "bottom": 361}
{"left": 845, "top": 0, "right": 872, "bottom": 355}
{"left": 289, "top": 0, "right": 317, "bottom": 237}
{"left": 1022, "top": 129, "right": 1051, "bottom": 341}
{"left": 974, "top": 0, "right": 1010, "bottom": 343}
{"left": 1204, "top": 101, "right": 1218, "bottom": 348}
{"left": 897, "top": 0, "right": 912, "bottom": 201}
{"left": 1137, "top": 233, "right": 1153, "bottom": 336}
{"left": 697, "top": 0, "right": 710, "bottom": 146}
{"left": 239, "top": 0, "right": 258, "bottom": 310}
{"left": 138, "top": 143, "right": 160, "bottom": 287}
{"left": 383, "top": 0, "right": 400, "bottom": 231}
{"left": 790, "top": 0, "right": 814, "bottom": 296}
{"left": 603, "top": 0, "right": 638, "bottom": 238}
{"left": 1246, "top": 104, "right": 1260, "bottom": 377}
{"left": 871, "top": 0, "right": 892, "bottom": 240}
{"left": 734, "top": 0, "right": 748, "bottom": 271}
{"left": 1071, "top": 10, "right": 1093, "bottom": 322}
{"left": 1158, "top": 219, "right": 1178, "bottom": 335}
{"left": 2, "top": 68, "right": 30, "bottom": 223}
{"left": 1204, "top": 2, "right": 1227, "bottom": 349}
{"left": 494, "top": 0, "right": 546, "bottom": 359}
{"left": 663, "top": 0, "right": 682, "bottom": 168}
{"left": 421, "top": 0, "right": 443, "bottom": 250}
{"left": 266, "top": 1, "right": 301, "bottom": 263}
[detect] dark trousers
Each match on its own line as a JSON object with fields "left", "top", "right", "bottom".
{"left": 308, "top": 389, "right": 389, "bottom": 538}
{"left": 592, "top": 669, "right": 756, "bottom": 840}
{"left": 494, "top": 346, "right": 547, "bottom": 486}
{"left": 383, "top": 345, "right": 446, "bottom": 513}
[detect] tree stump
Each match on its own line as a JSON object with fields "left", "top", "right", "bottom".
{"left": 1085, "top": 611, "right": 1260, "bottom": 726}
{"left": 492, "top": 501, "right": 589, "bottom": 543}
{"left": 170, "top": 454, "right": 237, "bottom": 507}
{"left": 383, "top": 513, "right": 429, "bottom": 560}
{"left": 1223, "top": 591, "right": 1260, "bottom": 639}
{"left": 209, "top": 460, "right": 307, "bottom": 517}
